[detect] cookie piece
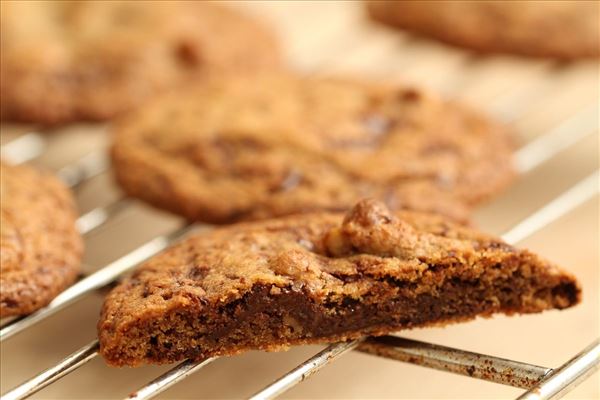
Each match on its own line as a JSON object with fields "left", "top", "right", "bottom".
{"left": 112, "top": 74, "right": 513, "bottom": 224}
{"left": 367, "top": 1, "right": 600, "bottom": 59}
{"left": 1, "top": 162, "right": 83, "bottom": 317}
{"left": 0, "top": 1, "right": 281, "bottom": 125}
{"left": 98, "top": 199, "right": 580, "bottom": 366}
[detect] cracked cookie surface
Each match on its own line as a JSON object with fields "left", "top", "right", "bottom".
{"left": 112, "top": 75, "right": 514, "bottom": 224}
{"left": 98, "top": 199, "right": 579, "bottom": 366}
{"left": 1, "top": 163, "right": 83, "bottom": 317}
{"left": 0, "top": 1, "right": 281, "bottom": 125}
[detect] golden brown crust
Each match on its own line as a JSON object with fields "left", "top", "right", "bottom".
{"left": 367, "top": 0, "right": 600, "bottom": 60}
{"left": 0, "top": 1, "right": 281, "bottom": 125}
{"left": 111, "top": 74, "right": 514, "bottom": 224}
{"left": 0, "top": 162, "right": 83, "bottom": 317}
{"left": 98, "top": 200, "right": 580, "bottom": 366}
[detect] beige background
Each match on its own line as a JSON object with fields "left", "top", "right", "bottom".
{"left": 0, "top": 2, "right": 598, "bottom": 399}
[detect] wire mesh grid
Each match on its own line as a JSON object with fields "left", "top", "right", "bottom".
{"left": 0, "top": 2, "right": 598, "bottom": 399}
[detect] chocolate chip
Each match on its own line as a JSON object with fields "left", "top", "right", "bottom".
{"left": 398, "top": 88, "right": 421, "bottom": 103}
{"left": 174, "top": 39, "right": 203, "bottom": 67}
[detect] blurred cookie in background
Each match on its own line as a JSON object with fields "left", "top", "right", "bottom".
{"left": 0, "top": 1, "right": 282, "bottom": 125}
{"left": 1, "top": 162, "right": 83, "bottom": 317}
{"left": 367, "top": 0, "right": 600, "bottom": 60}
{"left": 111, "top": 74, "right": 514, "bottom": 224}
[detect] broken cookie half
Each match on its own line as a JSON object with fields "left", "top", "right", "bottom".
{"left": 98, "top": 199, "right": 580, "bottom": 366}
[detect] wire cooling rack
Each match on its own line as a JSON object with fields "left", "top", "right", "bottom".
{"left": 0, "top": 2, "right": 598, "bottom": 399}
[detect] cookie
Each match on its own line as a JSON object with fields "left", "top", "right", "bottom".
{"left": 1, "top": 162, "right": 83, "bottom": 317}
{"left": 367, "top": 1, "right": 600, "bottom": 59}
{"left": 111, "top": 74, "right": 513, "bottom": 224}
{"left": 0, "top": 1, "right": 281, "bottom": 125}
{"left": 98, "top": 199, "right": 580, "bottom": 366}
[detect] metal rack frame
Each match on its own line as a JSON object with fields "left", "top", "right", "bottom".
{"left": 1, "top": 24, "right": 599, "bottom": 400}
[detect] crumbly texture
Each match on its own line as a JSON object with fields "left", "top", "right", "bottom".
{"left": 112, "top": 75, "right": 513, "bottom": 224}
{"left": 0, "top": 163, "right": 83, "bottom": 317}
{"left": 0, "top": 1, "right": 281, "bottom": 125}
{"left": 98, "top": 199, "right": 580, "bottom": 367}
{"left": 367, "top": 1, "right": 600, "bottom": 59}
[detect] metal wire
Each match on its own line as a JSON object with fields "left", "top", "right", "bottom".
{"left": 0, "top": 132, "right": 46, "bottom": 164}
{"left": 517, "top": 339, "right": 600, "bottom": 400}
{"left": 501, "top": 170, "right": 598, "bottom": 244}
{"left": 56, "top": 150, "right": 110, "bottom": 188}
{"left": 75, "top": 197, "right": 132, "bottom": 235}
{"left": 514, "top": 104, "right": 599, "bottom": 174}
{"left": 357, "top": 336, "right": 552, "bottom": 389}
{"left": 126, "top": 358, "right": 217, "bottom": 400}
{"left": 1, "top": 341, "right": 99, "bottom": 400}
{"left": 1, "top": 136, "right": 109, "bottom": 188}
{"left": 249, "top": 340, "right": 363, "bottom": 400}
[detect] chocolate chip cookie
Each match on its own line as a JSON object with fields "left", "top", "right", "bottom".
{"left": 98, "top": 199, "right": 580, "bottom": 366}
{"left": 112, "top": 74, "right": 514, "bottom": 224}
{"left": 1, "top": 162, "right": 83, "bottom": 317}
{"left": 0, "top": 1, "right": 281, "bottom": 125}
{"left": 367, "top": 1, "right": 600, "bottom": 59}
